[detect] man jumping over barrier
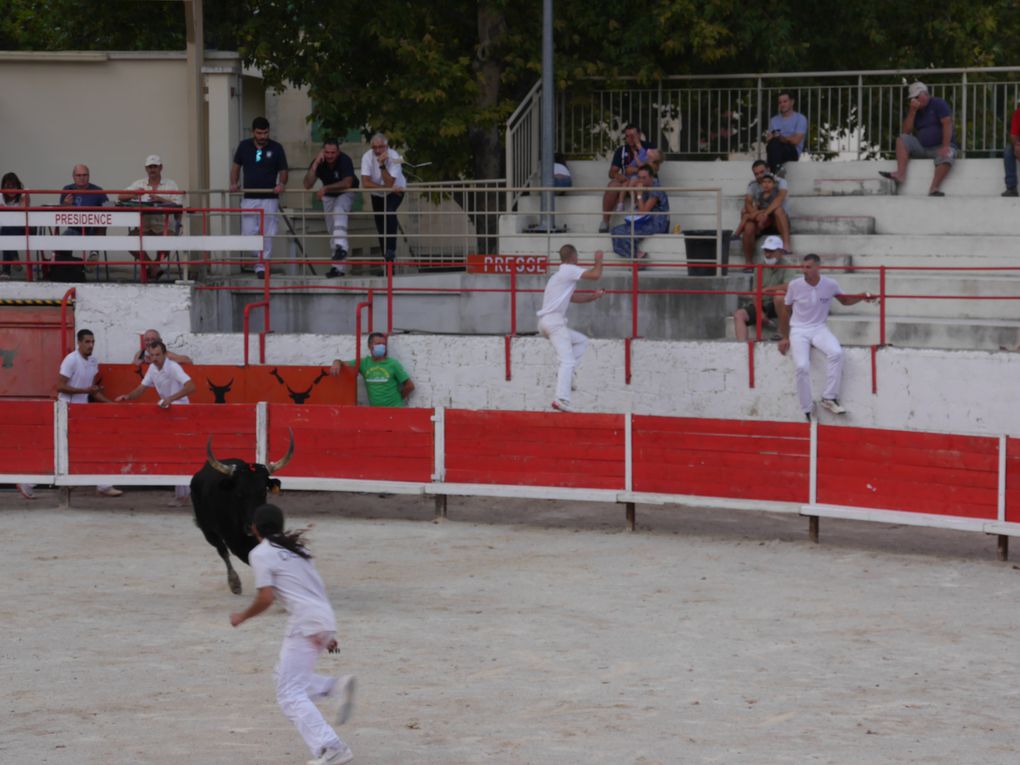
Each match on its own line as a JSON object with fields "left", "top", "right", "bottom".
{"left": 537, "top": 244, "right": 605, "bottom": 413}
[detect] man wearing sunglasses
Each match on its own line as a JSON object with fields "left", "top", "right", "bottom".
{"left": 230, "top": 117, "right": 289, "bottom": 277}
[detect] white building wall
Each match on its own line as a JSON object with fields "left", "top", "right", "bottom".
{"left": 6, "top": 281, "right": 1014, "bottom": 438}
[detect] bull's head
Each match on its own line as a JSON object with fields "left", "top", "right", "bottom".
{"left": 206, "top": 428, "right": 295, "bottom": 477}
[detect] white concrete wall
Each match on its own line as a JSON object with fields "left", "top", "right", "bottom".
{"left": 6, "top": 281, "right": 1017, "bottom": 438}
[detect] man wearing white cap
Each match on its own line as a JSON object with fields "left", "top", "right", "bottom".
{"left": 878, "top": 81, "right": 957, "bottom": 196}
{"left": 119, "top": 155, "right": 181, "bottom": 281}
{"left": 732, "top": 235, "right": 791, "bottom": 342}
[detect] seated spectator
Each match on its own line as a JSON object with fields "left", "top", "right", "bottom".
{"left": 734, "top": 164, "right": 790, "bottom": 271}
{"left": 1, "top": 172, "right": 30, "bottom": 280}
{"left": 1003, "top": 103, "right": 1020, "bottom": 197}
{"left": 119, "top": 155, "right": 182, "bottom": 282}
{"left": 553, "top": 152, "right": 572, "bottom": 193}
{"left": 53, "top": 164, "right": 110, "bottom": 282}
{"left": 732, "top": 235, "right": 791, "bottom": 342}
{"left": 131, "top": 328, "right": 193, "bottom": 372}
{"left": 599, "top": 124, "right": 653, "bottom": 233}
{"left": 611, "top": 164, "right": 669, "bottom": 261}
{"left": 329, "top": 332, "right": 414, "bottom": 407}
{"left": 879, "top": 81, "right": 956, "bottom": 196}
{"left": 766, "top": 90, "right": 807, "bottom": 174}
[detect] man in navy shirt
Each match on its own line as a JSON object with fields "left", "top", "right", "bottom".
{"left": 879, "top": 81, "right": 957, "bottom": 196}
{"left": 230, "top": 117, "right": 289, "bottom": 276}
{"left": 303, "top": 138, "right": 359, "bottom": 277}
{"left": 53, "top": 164, "right": 110, "bottom": 281}
{"left": 599, "top": 124, "right": 653, "bottom": 233}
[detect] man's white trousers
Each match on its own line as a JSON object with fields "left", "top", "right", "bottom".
{"left": 538, "top": 315, "right": 587, "bottom": 403}
{"left": 790, "top": 323, "right": 843, "bottom": 413}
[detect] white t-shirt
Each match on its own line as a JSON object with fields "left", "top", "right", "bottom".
{"left": 141, "top": 358, "right": 191, "bottom": 404}
{"left": 58, "top": 350, "right": 99, "bottom": 403}
{"left": 251, "top": 538, "right": 337, "bottom": 637}
{"left": 537, "top": 263, "right": 586, "bottom": 320}
{"left": 784, "top": 275, "right": 843, "bottom": 328}
{"left": 553, "top": 162, "right": 571, "bottom": 178}
{"left": 360, "top": 148, "right": 407, "bottom": 196}
{"left": 125, "top": 177, "right": 182, "bottom": 203}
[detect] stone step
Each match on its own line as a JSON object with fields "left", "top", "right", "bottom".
{"left": 812, "top": 178, "right": 895, "bottom": 196}
{"left": 790, "top": 215, "right": 876, "bottom": 235}
{"left": 824, "top": 315, "right": 1020, "bottom": 351}
{"left": 790, "top": 195, "right": 1020, "bottom": 235}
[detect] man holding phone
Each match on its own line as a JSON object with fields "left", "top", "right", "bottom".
{"left": 765, "top": 91, "right": 807, "bottom": 175}
{"left": 879, "top": 81, "right": 957, "bottom": 197}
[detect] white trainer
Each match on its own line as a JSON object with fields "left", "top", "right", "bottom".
{"left": 819, "top": 398, "right": 847, "bottom": 415}
{"left": 16, "top": 483, "right": 36, "bottom": 500}
{"left": 551, "top": 399, "right": 574, "bottom": 412}
{"left": 308, "top": 745, "right": 354, "bottom": 765}
{"left": 332, "top": 674, "right": 356, "bottom": 726}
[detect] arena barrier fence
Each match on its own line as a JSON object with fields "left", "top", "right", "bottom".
{"left": 4, "top": 401, "right": 1019, "bottom": 558}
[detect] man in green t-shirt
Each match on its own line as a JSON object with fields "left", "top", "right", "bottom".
{"left": 732, "top": 235, "right": 791, "bottom": 342}
{"left": 329, "top": 332, "right": 414, "bottom": 407}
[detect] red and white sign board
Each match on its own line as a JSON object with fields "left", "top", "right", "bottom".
{"left": 0, "top": 210, "right": 142, "bottom": 227}
{"left": 467, "top": 254, "right": 548, "bottom": 275}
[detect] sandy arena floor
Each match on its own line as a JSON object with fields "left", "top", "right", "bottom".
{"left": 2, "top": 487, "right": 1019, "bottom": 765}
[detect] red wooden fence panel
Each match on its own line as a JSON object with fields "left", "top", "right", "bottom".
{"left": 444, "top": 410, "right": 625, "bottom": 489}
{"left": 67, "top": 403, "right": 256, "bottom": 475}
{"left": 267, "top": 405, "right": 434, "bottom": 482}
{"left": 1, "top": 400, "right": 54, "bottom": 473}
{"left": 816, "top": 425, "right": 998, "bottom": 519}
{"left": 633, "top": 416, "right": 810, "bottom": 502}
{"left": 1003, "top": 437, "right": 1020, "bottom": 524}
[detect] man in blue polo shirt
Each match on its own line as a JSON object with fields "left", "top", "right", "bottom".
{"left": 230, "top": 117, "right": 289, "bottom": 277}
{"left": 53, "top": 164, "right": 110, "bottom": 281}
{"left": 599, "top": 124, "right": 653, "bottom": 233}
{"left": 879, "top": 81, "right": 957, "bottom": 197}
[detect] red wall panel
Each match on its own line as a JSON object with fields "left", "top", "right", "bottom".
{"left": 1003, "top": 438, "right": 1020, "bottom": 524}
{"left": 268, "top": 405, "right": 434, "bottom": 482}
{"left": 633, "top": 416, "right": 810, "bottom": 502}
{"left": 1, "top": 400, "right": 54, "bottom": 473}
{"left": 817, "top": 425, "right": 998, "bottom": 519}
{"left": 68, "top": 403, "right": 256, "bottom": 475}
{"left": 444, "top": 410, "right": 625, "bottom": 489}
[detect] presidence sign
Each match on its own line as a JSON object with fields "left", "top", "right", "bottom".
{"left": 467, "top": 254, "right": 548, "bottom": 274}
{"left": 0, "top": 210, "right": 141, "bottom": 228}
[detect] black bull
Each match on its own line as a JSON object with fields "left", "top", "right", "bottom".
{"left": 190, "top": 431, "right": 294, "bottom": 594}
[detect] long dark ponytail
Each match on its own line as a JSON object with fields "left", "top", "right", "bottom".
{"left": 253, "top": 503, "right": 312, "bottom": 560}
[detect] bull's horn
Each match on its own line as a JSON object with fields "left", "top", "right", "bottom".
{"left": 206, "top": 437, "right": 237, "bottom": 476}
{"left": 266, "top": 428, "right": 295, "bottom": 475}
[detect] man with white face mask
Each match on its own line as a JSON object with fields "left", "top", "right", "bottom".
{"left": 732, "top": 235, "right": 791, "bottom": 342}
{"left": 329, "top": 332, "right": 414, "bottom": 407}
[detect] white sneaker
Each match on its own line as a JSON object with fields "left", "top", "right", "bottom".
{"left": 332, "top": 674, "right": 356, "bottom": 726}
{"left": 819, "top": 398, "right": 846, "bottom": 415}
{"left": 551, "top": 399, "right": 574, "bottom": 412}
{"left": 96, "top": 487, "right": 123, "bottom": 497}
{"left": 308, "top": 745, "right": 354, "bottom": 765}
{"left": 16, "top": 483, "right": 36, "bottom": 500}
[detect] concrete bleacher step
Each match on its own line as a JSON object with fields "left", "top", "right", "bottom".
{"left": 790, "top": 215, "right": 875, "bottom": 235}
{"left": 812, "top": 178, "right": 895, "bottom": 196}
{"left": 824, "top": 315, "right": 1020, "bottom": 351}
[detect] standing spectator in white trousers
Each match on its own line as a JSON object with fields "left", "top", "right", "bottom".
{"left": 304, "top": 138, "right": 359, "bottom": 277}
{"left": 778, "top": 253, "right": 877, "bottom": 419}
{"left": 230, "top": 117, "right": 289, "bottom": 278}
{"left": 536, "top": 244, "right": 606, "bottom": 412}
{"left": 230, "top": 504, "right": 357, "bottom": 765}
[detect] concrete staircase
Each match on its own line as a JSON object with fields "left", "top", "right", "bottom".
{"left": 500, "top": 158, "right": 1020, "bottom": 350}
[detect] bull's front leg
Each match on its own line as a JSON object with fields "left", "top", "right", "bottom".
{"left": 220, "top": 547, "right": 242, "bottom": 595}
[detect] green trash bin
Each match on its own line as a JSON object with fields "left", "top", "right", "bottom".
{"left": 684, "top": 230, "right": 732, "bottom": 276}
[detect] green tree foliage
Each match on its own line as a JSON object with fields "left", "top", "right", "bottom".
{"left": 4, "top": 0, "right": 1020, "bottom": 177}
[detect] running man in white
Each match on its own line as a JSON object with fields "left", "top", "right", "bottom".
{"left": 230, "top": 504, "right": 356, "bottom": 765}
{"left": 537, "top": 244, "right": 605, "bottom": 412}
{"left": 778, "top": 253, "right": 877, "bottom": 418}
{"left": 116, "top": 340, "right": 196, "bottom": 504}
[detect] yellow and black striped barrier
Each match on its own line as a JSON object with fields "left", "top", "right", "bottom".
{"left": 0, "top": 299, "right": 69, "bottom": 306}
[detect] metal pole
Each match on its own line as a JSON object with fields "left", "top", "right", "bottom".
{"left": 541, "top": 0, "right": 554, "bottom": 230}
{"left": 183, "top": 0, "right": 207, "bottom": 282}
